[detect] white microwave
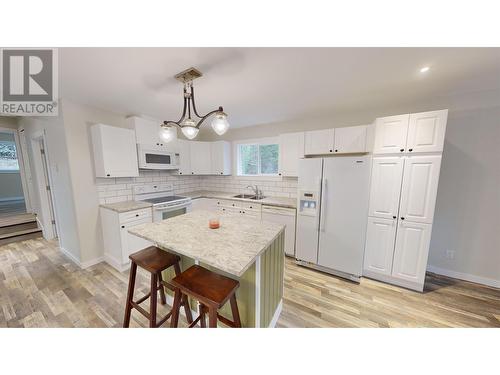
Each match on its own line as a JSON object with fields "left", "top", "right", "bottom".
{"left": 137, "top": 144, "right": 180, "bottom": 170}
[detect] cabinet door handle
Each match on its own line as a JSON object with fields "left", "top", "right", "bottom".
{"left": 329, "top": 149, "right": 333, "bottom": 152}
{"left": 392, "top": 216, "right": 396, "bottom": 219}
{"left": 335, "top": 149, "right": 338, "bottom": 152}
{"left": 106, "top": 174, "right": 111, "bottom": 177}
{"left": 121, "top": 225, "right": 125, "bottom": 229}
{"left": 400, "top": 217, "right": 405, "bottom": 220}
{"left": 408, "top": 148, "right": 413, "bottom": 152}
{"left": 135, "top": 214, "right": 139, "bottom": 217}
{"left": 400, "top": 148, "right": 405, "bottom": 152}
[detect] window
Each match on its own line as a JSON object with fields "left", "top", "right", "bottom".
{"left": 238, "top": 142, "right": 279, "bottom": 176}
{"left": 0, "top": 141, "right": 19, "bottom": 172}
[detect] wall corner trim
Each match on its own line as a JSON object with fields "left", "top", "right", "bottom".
{"left": 427, "top": 265, "right": 500, "bottom": 289}
{"left": 59, "top": 246, "right": 104, "bottom": 269}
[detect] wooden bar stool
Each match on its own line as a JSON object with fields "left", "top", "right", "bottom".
{"left": 169, "top": 265, "right": 241, "bottom": 328}
{"left": 123, "top": 246, "right": 193, "bottom": 328}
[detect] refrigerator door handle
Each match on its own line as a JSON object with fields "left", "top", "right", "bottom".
{"left": 320, "top": 178, "right": 327, "bottom": 232}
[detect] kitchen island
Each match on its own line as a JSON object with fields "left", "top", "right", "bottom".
{"left": 128, "top": 210, "right": 285, "bottom": 327}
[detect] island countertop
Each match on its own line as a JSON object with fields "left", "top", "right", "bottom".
{"left": 128, "top": 210, "right": 284, "bottom": 277}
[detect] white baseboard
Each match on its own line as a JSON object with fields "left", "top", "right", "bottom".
{"left": 268, "top": 300, "right": 283, "bottom": 328}
{"left": 427, "top": 265, "right": 500, "bottom": 289}
{"left": 59, "top": 247, "right": 104, "bottom": 269}
{"left": 104, "top": 254, "right": 129, "bottom": 272}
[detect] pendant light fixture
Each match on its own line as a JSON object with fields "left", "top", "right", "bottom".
{"left": 160, "top": 67, "right": 229, "bottom": 142}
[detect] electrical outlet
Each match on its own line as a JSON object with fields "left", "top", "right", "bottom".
{"left": 446, "top": 250, "right": 455, "bottom": 259}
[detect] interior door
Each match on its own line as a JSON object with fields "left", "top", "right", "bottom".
{"left": 363, "top": 217, "right": 397, "bottom": 276}
{"left": 407, "top": 110, "right": 447, "bottom": 153}
{"left": 317, "top": 156, "right": 371, "bottom": 276}
{"left": 373, "top": 114, "right": 410, "bottom": 154}
{"left": 399, "top": 155, "right": 442, "bottom": 224}
{"left": 304, "top": 129, "right": 335, "bottom": 155}
{"left": 391, "top": 221, "right": 431, "bottom": 286}
{"left": 368, "top": 157, "right": 404, "bottom": 220}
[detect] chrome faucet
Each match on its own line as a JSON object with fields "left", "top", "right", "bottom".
{"left": 246, "top": 184, "right": 262, "bottom": 198}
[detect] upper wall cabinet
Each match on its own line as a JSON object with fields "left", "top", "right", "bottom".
{"left": 127, "top": 116, "right": 169, "bottom": 147}
{"left": 373, "top": 110, "right": 448, "bottom": 154}
{"left": 407, "top": 110, "right": 448, "bottom": 153}
{"left": 333, "top": 125, "right": 368, "bottom": 154}
{"left": 304, "top": 128, "right": 335, "bottom": 155}
{"left": 211, "top": 141, "right": 231, "bottom": 175}
{"left": 91, "top": 123, "right": 139, "bottom": 178}
{"left": 373, "top": 114, "right": 410, "bottom": 154}
{"left": 279, "top": 132, "right": 304, "bottom": 177}
{"left": 190, "top": 141, "right": 213, "bottom": 175}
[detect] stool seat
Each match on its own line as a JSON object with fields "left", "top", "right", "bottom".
{"left": 170, "top": 265, "right": 242, "bottom": 328}
{"left": 129, "top": 246, "right": 180, "bottom": 273}
{"left": 171, "top": 265, "right": 239, "bottom": 306}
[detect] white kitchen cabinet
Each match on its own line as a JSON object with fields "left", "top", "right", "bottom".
{"left": 190, "top": 141, "right": 212, "bottom": 175}
{"left": 262, "top": 206, "right": 296, "bottom": 256}
{"left": 373, "top": 114, "right": 410, "bottom": 154}
{"left": 91, "top": 123, "right": 139, "bottom": 178}
{"left": 279, "top": 132, "right": 304, "bottom": 177}
{"left": 100, "top": 207, "right": 153, "bottom": 272}
{"left": 391, "top": 221, "right": 432, "bottom": 285}
{"left": 304, "top": 128, "right": 335, "bottom": 155}
{"left": 399, "top": 155, "right": 442, "bottom": 224}
{"left": 407, "top": 110, "right": 448, "bottom": 153}
{"left": 368, "top": 157, "right": 404, "bottom": 220}
{"left": 211, "top": 141, "right": 231, "bottom": 175}
{"left": 128, "top": 116, "right": 170, "bottom": 147}
{"left": 363, "top": 217, "right": 397, "bottom": 276}
{"left": 333, "top": 125, "right": 367, "bottom": 154}
{"left": 176, "top": 139, "right": 191, "bottom": 175}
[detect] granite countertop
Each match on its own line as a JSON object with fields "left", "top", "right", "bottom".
{"left": 99, "top": 200, "right": 152, "bottom": 213}
{"left": 129, "top": 210, "right": 284, "bottom": 277}
{"left": 183, "top": 190, "right": 297, "bottom": 209}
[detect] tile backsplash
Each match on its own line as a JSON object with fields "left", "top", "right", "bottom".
{"left": 96, "top": 171, "right": 298, "bottom": 204}
{"left": 198, "top": 175, "right": 298, "bottom": 199}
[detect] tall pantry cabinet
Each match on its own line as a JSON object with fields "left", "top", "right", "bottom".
{"left": 363, "top": 109, "right": 447, "bottom": 291}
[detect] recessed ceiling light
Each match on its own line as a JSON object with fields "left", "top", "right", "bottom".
{"left": 420, "top": 66, "right": 430, "bottom": 73}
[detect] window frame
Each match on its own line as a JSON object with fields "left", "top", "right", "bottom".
{"left": 235, "top": 137, "right": 280, "bottom": 177}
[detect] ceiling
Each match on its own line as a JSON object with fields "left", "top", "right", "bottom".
{"left": 59, "top": 48, "right": 500, "bottom": 128}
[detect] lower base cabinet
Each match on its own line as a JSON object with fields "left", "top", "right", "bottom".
{"left": 101, "top": 207, "right": 153, "bottom": 272}
{"left": 391, "top": 221, "right": 431, "bottom": 285}
{"left": 363, "top": 217, "right": 432, "bottom": 291}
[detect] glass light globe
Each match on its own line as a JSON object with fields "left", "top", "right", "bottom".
{"left": 211, "top": 112, "right": 230, "bottom": 136}
{"left": 180, "top": 118, "right": 199, "bottom": 139}
{"left": 159, "top": 124, "right": 177, "bottom": 143}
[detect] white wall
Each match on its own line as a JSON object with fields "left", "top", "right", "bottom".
{"left": 428, "top": 106, "right": 500, "bottom": 286}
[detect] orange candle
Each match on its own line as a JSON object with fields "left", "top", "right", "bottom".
{"left": 209, "top": 218, "right": 220, "bottom": 229}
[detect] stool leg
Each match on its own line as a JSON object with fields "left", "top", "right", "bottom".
{"left": 199, "top": 304, "right": 206, "bottom": 328}
{"left": 149, "top": 273, "right": 158, "bottom": 328}
{"left": 170, "top": 289, "right": 182, "bottom": 328}
{"left": 123, "top": 262, "right": 137, "bottom": 328}
{"left": 229, "top": 294, "right": 242, "bottom": 328}
{"left": 157, "top": 272, "right": 167, "bottom": 305}
{"left": 174, "top": 262, "right": 193, "bottom": 324}
{"left": 208, "top": 306, "right": 218, "bottom": 328}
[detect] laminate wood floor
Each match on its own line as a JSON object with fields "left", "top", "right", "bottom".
{"left": 0, "top": 238, "right": 499, "bottom": 328}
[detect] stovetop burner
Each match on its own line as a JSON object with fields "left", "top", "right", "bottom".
{"left": 143, "top": 196, "right": 187, "bottom": 204}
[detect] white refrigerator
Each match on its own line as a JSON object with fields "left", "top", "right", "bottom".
{"left": 295, "top": 156, "right": 371, "bottom": 281}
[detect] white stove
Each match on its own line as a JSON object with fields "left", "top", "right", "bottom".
{"left": 134, "top": 184, "right": 191, "bottom": 222}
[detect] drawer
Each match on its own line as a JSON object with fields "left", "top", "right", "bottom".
{"left": 119, "top": 208, "right": 152, "bottom": 224}
{"left": 216, "top": 199, "right": 238, "bottom": 208}
{"left": 239, "top": 201, "right": 261, "bottom": 211}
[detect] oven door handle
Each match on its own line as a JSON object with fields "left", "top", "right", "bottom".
{"left": 153, "top": 202, "right": 192, "bottom": 211}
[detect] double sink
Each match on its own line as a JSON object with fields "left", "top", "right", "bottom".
{"left": 233, "top": 194, "right": 266, "bottom": 200}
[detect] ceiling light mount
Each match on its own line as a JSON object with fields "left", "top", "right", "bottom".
{"left": 160, "top": 67, "right": 229, "bottom": 141}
